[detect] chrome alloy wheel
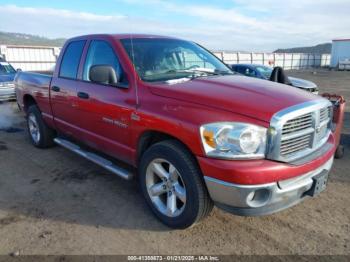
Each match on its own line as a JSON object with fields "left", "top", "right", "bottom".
{"left": 28, "top": 113, "right": 40, "bottom": 144}
{"left": 145, "top": 159, "right": 187, "bottom": 217}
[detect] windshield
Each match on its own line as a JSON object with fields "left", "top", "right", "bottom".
{"left": 121, "top": 38, "right": 233, "bottom": 82}
{"left": 0, "top": 62, "right": 16, "bottom": 75}
{"left": 255, "top": 65, "right": 273, "bottom": 79}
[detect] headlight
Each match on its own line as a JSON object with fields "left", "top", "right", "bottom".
{"left": 200, "top": 122, "right": 267, "bottom": 159}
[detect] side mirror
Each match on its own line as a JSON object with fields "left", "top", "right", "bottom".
{"left": 16, "top": 68, "right": 22, "bottom": 72}
{"left": 89, "top": 65, "right": 118, "bottom": 86}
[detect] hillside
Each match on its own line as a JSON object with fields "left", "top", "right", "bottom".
{"left": 0, "top": 31, "right": 66, "bottom": 46}
{"left": 274, "top": 43, "right": 331, "bottom": 54}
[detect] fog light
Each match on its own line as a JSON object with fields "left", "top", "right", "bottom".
{"left": 246, "top": 189, "right": 271, "bottom": 208}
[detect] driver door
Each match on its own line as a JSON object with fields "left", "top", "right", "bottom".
{"left": 74, "top": 39, "right": 135, "bottom": 163}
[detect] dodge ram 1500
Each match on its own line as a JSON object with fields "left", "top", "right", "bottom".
{"left": 15, "top": 34, "right": 336, "bottom": 229}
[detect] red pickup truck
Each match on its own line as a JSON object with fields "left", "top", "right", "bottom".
{"left": 15, "top": 34, "right": 336, "bottom": 229}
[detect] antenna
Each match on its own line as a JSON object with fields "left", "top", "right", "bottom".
{"left": 129, "top": 21, "right": 139, "bottom": 108}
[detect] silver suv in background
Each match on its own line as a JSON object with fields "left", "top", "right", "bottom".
{"left": 0, "top": 57, "right": 16, "bottom": 101}
{"left": 230, "top": 64, "right": 319, "bottom": 94}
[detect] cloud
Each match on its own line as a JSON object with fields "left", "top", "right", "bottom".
{"left": 0, "top": 2, "right": 349, "bottom": 51}
{"left": 2, "top": 5, "right": 123, "bottom": 22}
{"left": 118, "top": 0, "right": 350, "bottom": 50}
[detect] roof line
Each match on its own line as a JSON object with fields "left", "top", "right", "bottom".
{"left": 332, "top": 39, "right": 350, "bottom": 42}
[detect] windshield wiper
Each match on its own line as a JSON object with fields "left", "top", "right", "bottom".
{"left": 143, "top": 68, "right": 232, "bottom": 82}
{"left": 148, "top": 68, "right": 232, "bottom": 76}
{"left": 215, "top": 69, "right": 234, "bottom": 75}
{"left": 152, "top": 69, "right": 213, "bottom": 80}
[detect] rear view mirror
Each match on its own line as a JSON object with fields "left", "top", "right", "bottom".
{"left": 89, "top": 65, "right": 118, "bottom": 86}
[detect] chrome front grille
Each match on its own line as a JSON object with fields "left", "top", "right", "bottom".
{"left": 267, "top": 99, "right": 332, "bottom": 163}
{"left": 320, "top": 107, "right": 330, "bottom": 122}
{"left": 281, "top": 113, "right": 313, "bottom": 135}
{"left": 280, "top": 113, "right": 313, "bottom": 156}
{"left": 280, "top": 133, "right": 312, "bottom": 156}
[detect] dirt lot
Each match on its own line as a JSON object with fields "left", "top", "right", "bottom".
{"left": 0, "top": 69, "right": 349, "bottom": 255}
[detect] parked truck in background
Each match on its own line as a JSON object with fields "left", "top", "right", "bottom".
{"left": 15, "top": 34, "right": 336, "bottom": 229}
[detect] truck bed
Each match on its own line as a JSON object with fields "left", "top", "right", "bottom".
{"left": 15, "top": 71, "right": 53, "bottom": 117}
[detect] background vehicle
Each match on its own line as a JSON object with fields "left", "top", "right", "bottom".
{"left": 230, "top": 64, "right": 319, "bottom": 94}
{"left": 0, "top": 56, "right": 16, "bottom": 101}
{"left": 15, "top": 34, "right": 335, "bottom": 229}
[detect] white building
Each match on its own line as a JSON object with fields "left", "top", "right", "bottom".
{"left": 331, "top": 39, "right": 350, "bottom": 69}
{"left": 0, "top": 45, "right": 60, "bottom": 71}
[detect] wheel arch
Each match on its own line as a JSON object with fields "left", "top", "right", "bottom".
{"left": 23, "top": 94, "right": 37, "bottom": 113}
{"left": 136, "top": 130, "right": 197, "bottom": 166}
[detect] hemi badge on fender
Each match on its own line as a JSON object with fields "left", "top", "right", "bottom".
{"left": 102, "top": 117, "right": 128, "bottom": 128}
{"left": 131, "top": 112, "right": 140, "bottom": 121}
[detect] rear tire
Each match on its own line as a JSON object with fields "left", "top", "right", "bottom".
{"left": 27, "top": 105, "right": 55, "bottom": 148}
{"left": 139, "top": 140, "right": 213, "bottom": 229}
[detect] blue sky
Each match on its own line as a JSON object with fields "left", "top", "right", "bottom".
{"left": 0, "top": 0, "right": 349, "bottom": 51}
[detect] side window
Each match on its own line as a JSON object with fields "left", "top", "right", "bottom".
{"left": 231, "top": 65, "right": 238, "bottom": 72}
{"left": 83, "top": 40, "right": 123, "bottom": 83}
{"left": 59, "top": 40, "right": 85, "bottom": 79}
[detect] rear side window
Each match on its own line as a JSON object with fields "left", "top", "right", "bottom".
{"left": 59, "top": 40, "right": 86, "bottom": 79}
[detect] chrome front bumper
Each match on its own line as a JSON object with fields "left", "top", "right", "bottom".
{"left": 204, "top": 157, "right": 334, "bottom": 216}
{"left": 0, "top": 87, "right": 16, "bottom": 101}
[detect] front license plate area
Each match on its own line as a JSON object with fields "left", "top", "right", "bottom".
{"left": 306, "top": 171, "right": 329, "bottom": 197}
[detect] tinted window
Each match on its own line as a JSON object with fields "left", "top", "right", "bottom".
{"left": 244, "top": 67, "right": 256, "bottom": 77}
{"left": 235, "top": 66, "right": 247, "bottom": 74}
{"left": 231, "top": 65, "right": 239, "bottom": 72}
{"left": 83, "top": 40, "right": 123, "bottom": 82}
{"left": 255, "top": 65, "right": 273, "bottom": 79}
{"left": 235, "top": 66, "right": 256, "bottom": 77}
{"left": 59, "top": 40, "right": 85, "bottom": 79}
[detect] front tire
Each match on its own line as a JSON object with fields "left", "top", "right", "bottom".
{"left": 139, "top": 140, "right": 213, "bottom": 229}
{"left": 27, "top": 105, "right": 55, "bottom": 148}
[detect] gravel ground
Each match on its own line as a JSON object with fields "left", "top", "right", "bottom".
{"left": 0, "top": 69, "right": 349, "bottom": 255}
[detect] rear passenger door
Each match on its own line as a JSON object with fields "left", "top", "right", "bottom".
{"left": 74, "top": 39, "right": 135, "bottom": 163}
{"left": 50, "top": 40, "right": 86, "bottom": 137}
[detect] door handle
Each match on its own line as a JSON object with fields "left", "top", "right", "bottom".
{"left": 77, "top": 92, "right": 89, "bottom": 99}
{"left": 51, "top": 86, "right": 60, "bottom": 92}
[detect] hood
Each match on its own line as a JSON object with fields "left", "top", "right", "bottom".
{"left": 149, "top": 75, "right": 322, "bottom": 123}
{"left": 0, "top": 73, "right": 15, "bottom": 83}
{"left": 288, "top": 76, "right": 317, "bottom": 89}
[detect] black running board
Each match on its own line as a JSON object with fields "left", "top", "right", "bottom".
{"left": 54, "top": 138, "right": 133, "bottom": 180}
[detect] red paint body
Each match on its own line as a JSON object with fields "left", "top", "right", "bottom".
{"left": 15, "top": 34, "right": 336, "bottom": 185}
